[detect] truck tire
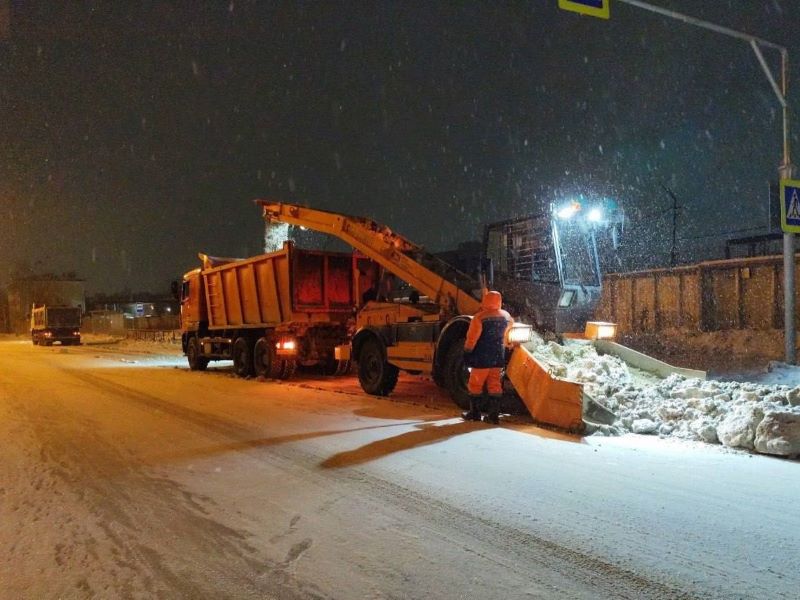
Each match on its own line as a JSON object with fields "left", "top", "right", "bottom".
{"left": 187, "top": 337, "right": 209, "bottom": 371}
{"left": 280, "top": 359, "right": 297, "bottom": 380}
{"left": 254, "top": 338, "right": 271, "bottom": 378}
{"left": 334, "top": 359, "right": 352, "bottom": 376}
{"left": 358, "top": 338, "right": 399, "bottom": 396}
{"left": 442, "top": 342, "right": 471, "bottom": 410}
{"left": 322, "top": 357, "right": 350, "bottom": 376}
{"left": 233, "top": 337, "right": 254, "bottom": 378}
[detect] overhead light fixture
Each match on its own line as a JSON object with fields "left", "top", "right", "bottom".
{"left": 556, "top": 202, "right": 580, "bottom": 219}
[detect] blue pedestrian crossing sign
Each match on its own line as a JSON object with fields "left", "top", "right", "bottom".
{"left": 558, "top": 0, "right": 610, "bottom": 19}
{"left": 781, "top": 179, "right": 800, "bottom": 233}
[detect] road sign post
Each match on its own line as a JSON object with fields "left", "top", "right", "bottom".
{"left": 782, "top": 177, "right": 799, "bottom": 363}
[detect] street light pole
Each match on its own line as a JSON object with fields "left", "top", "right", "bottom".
{"left": 779, "top": 50, "right": 795, "bottom": 363}
{"left": 615, "top": 0, "right": 794, "bottom": 361}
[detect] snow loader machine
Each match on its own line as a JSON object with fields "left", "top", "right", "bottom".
{"left": 483, "top": 198, "right": 624, "bottom": 336}
{"left": 256, "top": 200, "right": 684, "bottom": 432}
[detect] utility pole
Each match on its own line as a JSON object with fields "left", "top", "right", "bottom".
{"left": 616, "top": 0, "right": 794, "bottom": 362}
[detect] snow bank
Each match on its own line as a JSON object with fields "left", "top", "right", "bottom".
{"left": 82, "top": 334, "right": 183, "bottom": 356}
{"left": 524, "top": 336, "right": 800, "bottom": 458}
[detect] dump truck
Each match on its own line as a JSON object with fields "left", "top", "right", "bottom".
{"left": 256, "top": 200, "right": 703, "bottom": 432}
{"left": 179, "top": 243, "right": 380, "bottom": 378}
{"left": 30, "top": 304, "right": 82, "bottom": 346}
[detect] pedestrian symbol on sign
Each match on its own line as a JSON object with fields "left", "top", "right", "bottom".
{"left": 788, "top": 189, "right": 800, "bottom": 219}
{"left": 780, "top": 179, "right": 800, "bottom": 233}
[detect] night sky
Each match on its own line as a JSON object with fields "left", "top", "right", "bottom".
{"left": 1, "top": 1, "right": 799, "bottom": 293}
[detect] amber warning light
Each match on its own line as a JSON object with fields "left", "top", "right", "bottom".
{"left": 584, "top": 321, "right": 617, "bottom": 340}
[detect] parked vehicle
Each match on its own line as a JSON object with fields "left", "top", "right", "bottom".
{"left": 30, "top": 304, "right": 82, "bottom": 346}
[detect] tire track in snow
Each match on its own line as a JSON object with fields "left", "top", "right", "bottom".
{"left": 14, "top": 362, "right": 326, "bottom": 599}
{"left": 53, "top": 361, "right": 703, "bottom": 599}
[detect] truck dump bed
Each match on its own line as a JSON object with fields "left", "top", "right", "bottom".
{"left": 201, "top": 243, "right": 368, "bottom": 330}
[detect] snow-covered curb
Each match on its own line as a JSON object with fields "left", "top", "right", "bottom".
{"left": 525, "top": 338, "right": 800, "bottom": 458}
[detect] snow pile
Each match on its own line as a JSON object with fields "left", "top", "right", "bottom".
{"left": 82, "top": 334, "right": 183, "bottom": 356}
{"left": 523, "top": 336, "right": 800, "bottom": 457}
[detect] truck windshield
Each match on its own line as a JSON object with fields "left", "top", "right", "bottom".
{"left": 554, "top": 220, "right": 601, "bottom": 288}
{"left": 47, "top": 308, "right": 81, "bottom": 327}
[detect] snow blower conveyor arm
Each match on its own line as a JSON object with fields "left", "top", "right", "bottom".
{"left": 257, "top": 200, "right": 482, "bottom": 316}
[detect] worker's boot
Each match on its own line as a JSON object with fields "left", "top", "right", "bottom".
{"left": 483, "top": 395, "right": 501, "bottom": 425}
{"left": 461, "top": 395, "right": 482, "bottom": 421}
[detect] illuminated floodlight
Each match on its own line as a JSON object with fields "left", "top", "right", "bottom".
{"left": 556, "top": 202, "right": 580, "bottom": 219}
{"left": 587, "top": 208, "right": 603, "bottom": 222}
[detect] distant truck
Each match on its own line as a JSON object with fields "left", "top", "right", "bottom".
{"left": 179, "top": 242, "right": 380, "bottom": 378}
{"left": 30, "top": 304, "right": 82, "bottom": 346}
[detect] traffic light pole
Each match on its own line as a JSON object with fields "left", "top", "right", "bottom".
{"left": 615, "top": 0, "right": 795, "bottom": 362}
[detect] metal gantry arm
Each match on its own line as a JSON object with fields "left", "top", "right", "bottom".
{"left": 256, "top": 200, "right": 482, "bottom": 316}
{"left": 616, "top": 0, "right": 790, "bottom": 170}
{"left": 615, "top": 0, "right": 795, "bottom": 362}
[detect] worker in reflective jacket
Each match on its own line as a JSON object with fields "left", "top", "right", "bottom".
{"left": 461, "top": 290, "right": 513, "bottom": 424}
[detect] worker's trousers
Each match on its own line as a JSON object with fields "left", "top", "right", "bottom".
{"left": 467, "top": 367, "right": 503, "bottom": 396}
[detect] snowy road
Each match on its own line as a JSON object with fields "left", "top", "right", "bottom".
{"left": 1, "top": 338, "right": 798, "bottom": 599}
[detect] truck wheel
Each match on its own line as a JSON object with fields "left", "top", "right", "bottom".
{"left": 253, "top": 338, "right": 272, "bottom": 378}
{"left": 358, "top": 338, "right": 399, "bottom": 396}
{"left": 320, "top": 357, "right": 338, "bottom": 376}
{"left": 443, "top": 342, "right": 471, "bottom": 410}
{"left": 254, "top": 338, "right": 284, "bottom": 379}
{"left": 322, "top": 357, "right": 350, "bottom": 376}
{"left": 187, "top": 337, "right": 209, "bottom": 371}
{"left": 233, "top": 337, "right": 254, "bottom": 378}
{"left": 334, "top": 359, "right": 352, "bottom": 376}
{"left": 280, "top": 359, "right": 297, "bottom": 380}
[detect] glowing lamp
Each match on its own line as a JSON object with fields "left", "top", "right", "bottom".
{"left": 584, "top": 321, "right": 617, "bottom": 340}
{"left": 506, "top": 323, "right": 533, "bottom": 344}
{"left": 557, "top": 202, "right": 580, "bottom": 219}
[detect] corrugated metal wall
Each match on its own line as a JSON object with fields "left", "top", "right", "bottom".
{"left": 596, "top": 255, "right": 792, "bottom": 332}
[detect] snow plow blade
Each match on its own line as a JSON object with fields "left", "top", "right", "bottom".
{"left": 505, "top": 345, "right": 615, "bottom": 432}
{"left": 592, "top": 340, "right": 706, "bottom": 380}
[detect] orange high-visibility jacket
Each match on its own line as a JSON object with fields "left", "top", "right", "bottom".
{"left": 464, "top": 291, "right": 513, "bottom": 368}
